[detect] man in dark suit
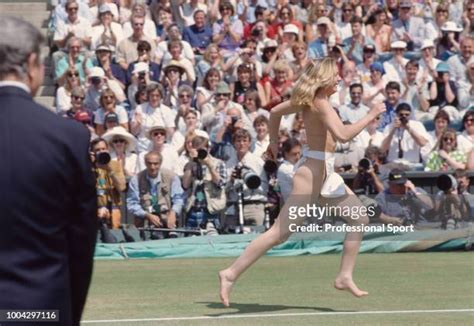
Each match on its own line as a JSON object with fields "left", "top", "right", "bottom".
{"left": 0, "top": 16, "right": 97, "bottom": 326}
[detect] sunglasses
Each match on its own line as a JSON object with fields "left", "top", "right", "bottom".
{"left": 103, "top": 96, "right": 115, "bottom": 100}
{"left": 113, "top": 138, "right": 126, "bottom": 144}
{"left": 437, "top": 10, "right": 448, "bottom": 13}
{"left": 133, "top": 23, "right": 144, "bottom": 26}
{"left": 68, "top": 7, "right": 78, "bottom": 12}
{"left": 152, "top": 131, "right": 166, "bottom": 137}
{"left": 399, "top": 114, "right": 410, "bottom": 118}
{"left": 68, "top": 72, "right": 79, "bottom": 77}
{"left": 443, "top": 137, "right": 455, "bottom": 142}
{"left": 465, "top": 118, "right": 474, "bottom": 123}
{"left": 72, "top": 95, "right": 84, "bottom": 100}
{"left": 179, "top": 94, "right": 191, "bottom": 98}
{"left": 343, "top": 9, "right": 353, "bottom": 13}
{"left": 216, "top": 93, "right": 230, "bottom": 97}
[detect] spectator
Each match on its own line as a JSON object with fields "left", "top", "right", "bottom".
{"left": 90, "top": 4, "right": 124, "bottom": 50}
{"left": 458, "top": 111, "right": 474, "bottom": 155}
{"left": 352, "top": 152, "right": 385, "bottom": 196}
{"left": 131, "top": 82, "right": 176, "bottom": 152}
{"left": 421, "top": 109, "right": 451, "bottom": 163}
{"left": 381, "top": 103, "right": 429, "bottom": 165}
{"left": 156, "top": 24, "right": 195, "bottom": 65}
{"left": 118, "top": 0, "right": 134, "bottom": 25}
{"left": 127, "top": 41, "right": 161, "bottom": 85}
{"left": 94, "top": 44, "right": 126, "bottom": 90}
{"left": 458, "top": 59, "right": 474, "bottom": 111}
{"left": 375, "top": 168, "right": 433, "bottom": 224}
{"left": 237, "top": 0, "right": 268, "bottom": 25}
{"left": 426, "top": 3, "right": 450, "bottom": 42}
{"left": 332, "top": 60, "right": 358, "bottom": 107}
{"left": 252, "top": 115, "right": 270, "bottom": 158}
{"left": 383, "top": 41, "right": 408, "bottom": 83}
{"left": 212, "top": 1, "right": 243, "bottom": 58}
{"left": 127, "top": 151, "right": 184, "bottom": 238}
{"left": 447, "top": 36, "right": 473, "bottom": 85}
{"left": 56, "top": 68, "right": 82, "bottom": 113}
{"left": 122, "top": 3, "right": 157, "bottom": 41}
{"left": 116, "top": 15, "right": 156, "bottom": 71}
{"left": 275, "top": 5, "right": 304, "bottom": 42}
{"left": 339, "top": 83, "right": 370, "bottom": 123}
{"left": 196, "top": 44, "right": 225, "bottom": 86}
{"left": 419, "top": 39, "right": 441, "bottom": 83}
{"left": 401, "top": 60, "right": 431, "bottom": 122}
{"left": 55, "top": 37, "right": 93, "bottom": 85}
{"left": 195, "top": 68, "right": 221, "bottom": 110}
{"left": 336, "top": 2, "right": 355, "bottom": 42}
{"left": 264, "top": 60, "right": 293, "bottom": 110}
{"left": 53, "top": 0, "right": 93, "bottom": 66}
{"left": 182, "top": 10, "right": 213, "bottom": 56}
{"left": 357, "top": 44, "right": 377, "bottom": 84}
{"left": 152, "top": 6, "right": 174, "bottom": 43}
{"left": 102, "top": 126, "right": 138, "bottom": 180}
{"left": 343, "top": 16, "right": 375, "bottom": 65}
{"left": 277, "top": 137, "right": 302, "bottom": 202}
{"left": 391, "top": 0, "right": 426, "bottom": 52}
{"left": 278, "top": 24, "right": 300, "bottom": 62}
{"left": 174, "top": 85, "right": 200, "bottom": 133}
{"left": 306, "top": 4, "right": 336, "bottom": 44}
{"left": 366, "top": 8, "right": 392, "bottom": 55}
{"left": 260, "top": 39, "right": 280, "bottom": 80}
{"left": 226, "top": 129, "right": 268, "bottom": 228}
{"left": 428, "top": 62, "right": 459, "bottom": 123}
{"left": 182, "top": 135, "right": 227, "bottom": 230}
{"left": 242, "top": 89, "right": 270, "bottom": 124}
{"left": 308, "top": 17, "right": 335, "bottom": 59}
{"left": 425, "top": 129, "right": 467, "bottom": 171}
{"left": 226, "top": 39, "right": 263, "bottom": 82}
{"left": 436, "top": 21, "right": 463, "bottom": 60}
{"left": 127, "top": 62, "right": 152, "bottom": 110}
{"left": 175, "top": 130, "right": 199, "bottom": 177}
{"left": 162, "top": 42, "right": 196, "bottom": 83}
{"left": 137, "top": 125, "right": 180, "bottom": 174}
{"left": 378, "top": 81, "right": 403, "bottom": 132}
{"left": 462, "top": 1, "right": 474, "bottom": 38}
{"left": 94, "top": 88, "right": 129, "bottom": 136}
{"left": 289, "top": 41, "right": 310, "bottom": 80}
{"left": 172, "top": 109, "right": 206, "bottom": 156}
{"left": 161, "top": 60, "right": 193, "bottom": 109}
{"left": 90, "top": 137, "right": 126, "bottom": 229}
{"left": 231, "top": 63, "right": 266, "bottom": 107}
{"left": 179, "top": 0, "right": 208, "bottom": 27}
{"left": 362, "top": 62, "right": 386, "bottom": 108}
{"left": 360, "top": 115, "right": 385, "bottom": 149}
{"left": 63, "top": 86, "right": 89, "bottom": 119}
{"left": 84, "top": 67, "right": 126, "bottom": 112}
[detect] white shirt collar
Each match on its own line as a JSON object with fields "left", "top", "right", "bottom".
{"left": 0, "top": 81, "right": 31, "bottom": 94}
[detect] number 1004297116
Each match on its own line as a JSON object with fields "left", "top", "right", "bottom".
{"left": 0, "top": 310, "right": 59, "bottom": 322}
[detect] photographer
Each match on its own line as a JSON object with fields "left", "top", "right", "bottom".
{"left": 380, "top": 103, "right": 429, "bottom": 165}
{"left": 226, "top": 129, "right": 268, "bottom": 228}
{"left": 352, "top": 155, "right": 385, "bottom": 195}
{"left": 127, "top": 151, "right": 184, "bottom": 237}
{"left": 375, "top": 169, "right": 433, "bottom": 225}
{"left": 182, "top": 135, "right": 228, "bottom": 231}
{"left": 435, "top": 170, "right": 473, "bottom": 229}
{"left": 90, "top": 138, "right": 126, "bottom": 229}
{"left": 84, "top": 67, "right": 126, "bottom": 112}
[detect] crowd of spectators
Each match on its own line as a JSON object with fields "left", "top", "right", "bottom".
{"left": 48, "top": 0, "right": 474, "bottom": 236}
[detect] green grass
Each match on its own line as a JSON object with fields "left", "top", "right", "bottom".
{"left": 83, "top": 252, "right": 474, "bottom": 325}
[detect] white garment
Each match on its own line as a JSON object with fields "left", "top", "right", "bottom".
{"left": 122, "top": 19, "right": 157, "bottom": 40}
{"left": 383, "top": 120, "right": 429, "bottom": 164}
{"left": 94, "top": 105, "right": 129, "bottom": 125}
{"left": 90, "top": 22, "right": 124, "bottom": 50}
{"left": 55, "top": 86, "right": 72, "bottom": 113}
{"left": 110, "top": 151, "right": 138, "bottom": 179}
{"left": 457, "top": 131, "right": 474, "bottom": 155}
{"left": 54, "top": 17, "right": 93, "bottom": 48}
{"left": 137, "top": 144, "right": 180, "bottom": 174}
{"left": 277, "top": 160, "right": 295, "bottom": 202}
{"left": 252, "top": 135, "right": 269, "bottom": 159}
{"left": 383, "top": 57, "right": 408, "bottom": 83}
{"left": 156, "top": 40, "right": 195, "bottom": 64}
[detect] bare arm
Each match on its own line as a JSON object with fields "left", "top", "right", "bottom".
{"left": 317, "top": 99, "right": 385, "bottom": 143}
{"left": 268, "top": 100, "right": 304, "bottom": 141}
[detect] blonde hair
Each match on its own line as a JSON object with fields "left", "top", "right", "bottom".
{"left": 290, "top": 57, "right": 338, "bottom": 107}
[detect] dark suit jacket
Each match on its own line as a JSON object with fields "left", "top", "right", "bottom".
{"left": 0, "top": 86, "right": 97, "bottom": 326}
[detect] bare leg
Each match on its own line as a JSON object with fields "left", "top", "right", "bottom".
{"left": 219, "top": 160, "right": 323, "bottom": 306}
{"left": 323, "top": 186, "right": 369, "bottom": 297}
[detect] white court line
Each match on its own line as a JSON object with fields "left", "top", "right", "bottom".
{"left": 82, "top": 308, "right": 474, "bottom": 324}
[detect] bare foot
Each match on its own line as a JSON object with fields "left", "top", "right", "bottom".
{"left": 219, "top": 270, "right": 235, "bottom": 307}
{"left": 334, "top": 275, "right": 368, "bottom": 298}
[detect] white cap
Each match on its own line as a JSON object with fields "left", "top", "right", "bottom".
{"left": 263, "top": 39, "right": 278, "bottom": 49}
{"left": 317, "top": 16, "right": 331, "bottom": 26}
{"left": 391, "top": 41, "right": 407, "bottom": 49}
{"left": 283, "top": 24, "right": 299, "bottom": 35}
{"left": 420, "top": 39, "right": 434, "bottom": 50}
{"left": 99, "top": 4, "right": 113, "bottom": 14}
{"left": 89, "top": 67, "right": 105, "bottom": 78}
{"left": 194, "top": 129, "right": 209, "bottom": 140}
{"left": 440, "top": 21, "right": 463, "bottom": 32}
{"left": 132, "top": 62, "right": 149, "bottom": 75}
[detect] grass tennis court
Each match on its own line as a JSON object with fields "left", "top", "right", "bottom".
{"left": 82, "top": 252, "right": 474, "bottom": 325}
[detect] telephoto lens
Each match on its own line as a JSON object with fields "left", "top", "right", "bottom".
{"left": 358, "top": 158, "right": 371, "bottom": 170}
{"left": 96, "top": 152, "right": 111, "bottom": 165}
{"left": 437, "top": 174, "right": 457, "bottom": 192}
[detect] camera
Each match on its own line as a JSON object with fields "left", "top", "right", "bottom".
{"left": 96, "top": 152, "right": 111, "bottom": 165}
{"left": 399, "top": 116, "right": 409, "bottom": 125}
{"left": 138, "top": 71, "right": 146, "bottom": 79}
{"left": 231, "top": 116, "right": 239, "bottom": 126}
{"left": 437, "top": 174, "right": 458, "bottom": 192}
{"left": 234, "top": 163, "right": 261, "bottom": 189}
{"left": 90, "top": 77, "right": 102, "bottom": 86}
{"left": 251, "top": 28, "right": 263, "bottom": 37}
{"left": 193, "top": 148, "right": 208, "bottom": 162}
{"left": 358, "top": 158, "right": 372, "bottom": 171}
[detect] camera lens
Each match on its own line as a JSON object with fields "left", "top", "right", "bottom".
{"left": 197, "top": 149, "right": 208, "bottom": 160}
{"left": 358, "top": 158, "right": 371, "bottom": 170}
{"left": 96, "top": 152, "right": 111, "bottom": 165}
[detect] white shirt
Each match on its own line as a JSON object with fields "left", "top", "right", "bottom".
{"left": 122, "top": 19, "right": 157, "bottom": 40}
{"left": 55, "top": 86, "right": 72, "bottom": 113}
{"left": 156, "top": 40, "right": 195, "bottom": 64}
{"left": 110, "top": 151, "right": 138, "bottom": 179}
{"left": 137, "top": 144, "right": 180, "bottom": 174}
{"left": 277, "top": 160, "right": 295, "bottom": 202}
{"left": 383, "top": 57, "right": 408, "bottom": 83}
{"left": 132, "top": 103, "right": 176, "bottom": 152}
{"left": 457, "top": 131, "right": 474, "bottom": 155}
{"left": 54, "top": 17, "right": 93, "bottom": 47}
{"left": 338, "top": 102, "right": 370, "bottom": 123}
{"left": 94, "top": 105, "right": 129, "bottom": 125}
{"left": 252, "top": 134, "right": 269, "bottom": 159}
{"left": 383, "top": 120, "right": 429, "bottom": 164}
{"left": 90, "top": 22, "right": 124, "bottom": 50}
